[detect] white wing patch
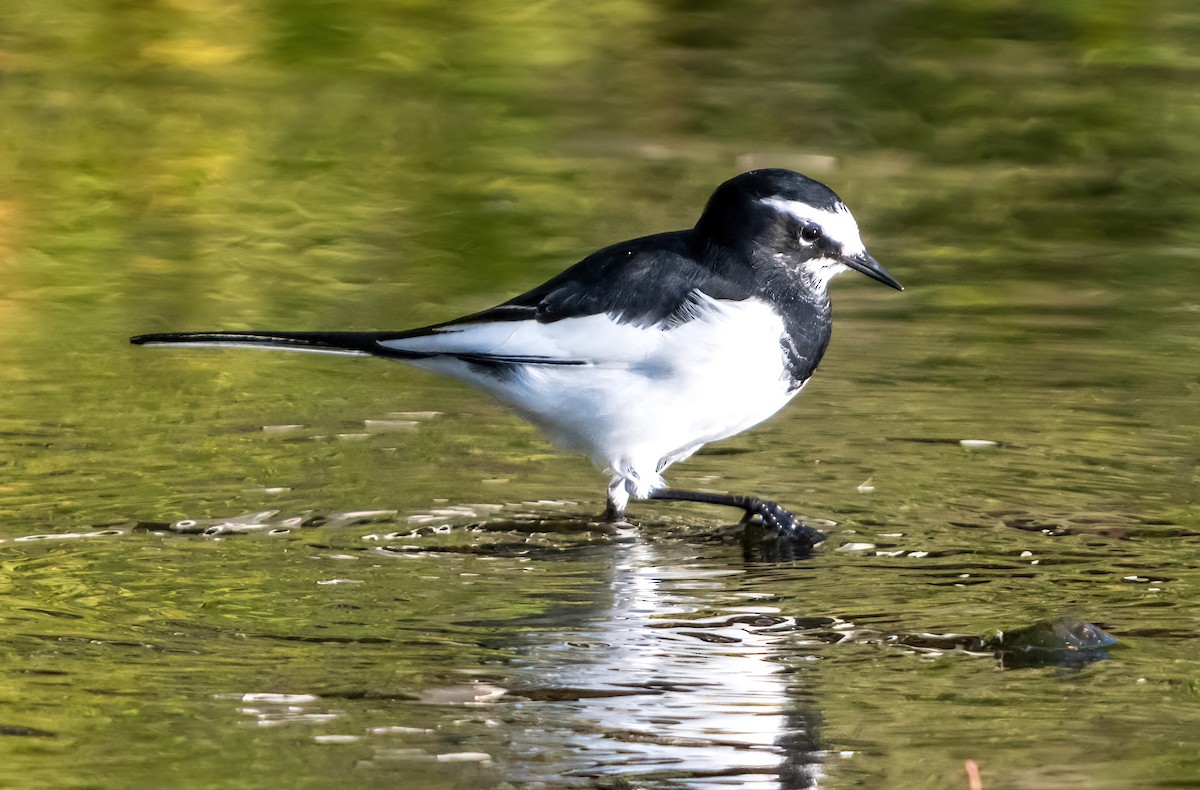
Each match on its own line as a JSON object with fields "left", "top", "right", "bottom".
{"left": 380, "top": 293, "right": 723, "bottom": 366}
{"left": 761, "top": 197, "right": 865, "bottom": 257}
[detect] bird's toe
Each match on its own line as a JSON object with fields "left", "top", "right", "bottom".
{"left": 742, "top": 499, "right": 827, "bottom": 555}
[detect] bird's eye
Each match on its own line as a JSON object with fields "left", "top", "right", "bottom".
{"left": 800, "top": 225, "right": 822, "bottom": 243}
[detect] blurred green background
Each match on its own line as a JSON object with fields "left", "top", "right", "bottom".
{"left": 0, "top": 1, "right": 1198, "bottom": 788}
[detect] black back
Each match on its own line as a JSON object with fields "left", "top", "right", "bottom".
{"left": 413, "top": 169, "right": 841, "bottom": 385}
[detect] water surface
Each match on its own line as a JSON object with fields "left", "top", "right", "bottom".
{"left": 1, "top": 2, "right": 1199, "bottom": 787}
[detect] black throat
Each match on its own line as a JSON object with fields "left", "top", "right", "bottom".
{"left": 773, "top": 289, "right": 833, "bottom": 388}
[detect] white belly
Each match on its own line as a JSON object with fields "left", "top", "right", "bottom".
{"left": 405, "top": 297, "right": 799, "bottom": 494}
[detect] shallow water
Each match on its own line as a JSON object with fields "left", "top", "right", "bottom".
{"left": 2, "top": 2, "right": 1200, "bottom": 788}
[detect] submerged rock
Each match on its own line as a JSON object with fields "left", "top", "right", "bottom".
{"left": 984, "top": 619, "right": 1118, "bottom": 669}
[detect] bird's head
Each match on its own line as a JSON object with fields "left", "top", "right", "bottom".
{"left": 695, "top": 169, "right": 902, "bottom": 292}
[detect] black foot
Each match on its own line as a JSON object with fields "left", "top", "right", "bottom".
{"left": 648, "top": 489, "right": 827, "bottom": 557}
{"left": 738, "top": 498, "right": 827, "bottom": 550}
{"left": 738, "top": 502, "right": 826, "bottom": 562}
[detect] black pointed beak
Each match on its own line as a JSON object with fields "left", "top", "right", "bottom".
{"left": 842, "top": 250, "right": 903, "bottom": 291}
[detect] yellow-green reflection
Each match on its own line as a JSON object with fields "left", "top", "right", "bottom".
{"left": 0, "top": 2, "right": 1199, "bottom": 788}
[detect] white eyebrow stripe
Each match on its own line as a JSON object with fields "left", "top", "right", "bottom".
{"left": 761, "top": 197, "right": 866, "bottom": 256}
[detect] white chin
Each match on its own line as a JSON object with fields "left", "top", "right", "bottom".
{"left": 802, "top": 259, "right": 849, "bottom": 287}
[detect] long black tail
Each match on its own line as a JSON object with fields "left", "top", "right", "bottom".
{"left": 130, "top": 331, "right": 391, "bottom": 356}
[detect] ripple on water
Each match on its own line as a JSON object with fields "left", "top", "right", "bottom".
{"left": 0, "top": 498, "right": 1188, "bottom": 787}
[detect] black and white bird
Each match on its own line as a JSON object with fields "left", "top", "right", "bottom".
{"left": 132, "top": 169, "right": 901, "bottom": 550}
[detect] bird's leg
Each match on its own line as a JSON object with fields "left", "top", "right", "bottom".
{"left": 647, "top": 489, "right": 827, "bottom": 551}
{"left": 603, "top": 477, "right": 630, "bottom": 523}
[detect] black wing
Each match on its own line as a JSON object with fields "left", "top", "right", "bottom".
{"left": 131, "top": 230, "right": 751, "bottom": 360}
{"left": 499, "top": 230, "right": 750, "bottom": 328}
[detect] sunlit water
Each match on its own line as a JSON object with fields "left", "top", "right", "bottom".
{"left": 2, "top": 2, "right": 1200, "bottom": 788}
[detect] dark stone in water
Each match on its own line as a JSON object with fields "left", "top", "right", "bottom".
{"left": 887, "top": 618, "right": 1117, "bottom": 669}
{"left": 984, "top": 619, "right": 1118, "bottom": 669}
{"left": 741, "top": 520, "right": 823, "bottom": 562}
